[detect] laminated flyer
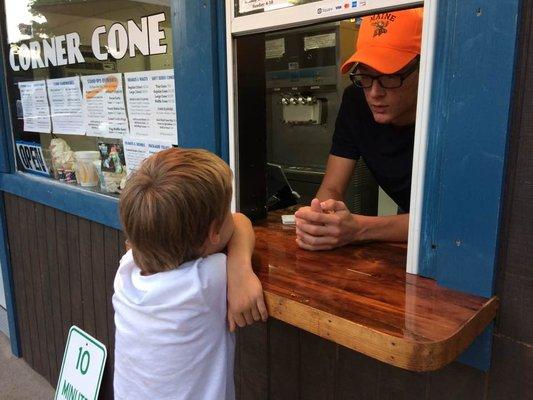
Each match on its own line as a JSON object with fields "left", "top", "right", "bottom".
{"left": 18, "top": 80, "right": 51, "bottom": 133}
{"left": 81, "top": 73, "right": 129, "bottom": 138}
{"left": 124, "top": 69, "right": 178, "bottom": 142}
{"left": 47, "top": 76, "right": 87, "bottom": 135}
{"left": 123, "top": 138, "right": 173, "bottom": 174}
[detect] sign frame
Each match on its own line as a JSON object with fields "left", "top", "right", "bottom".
{"left": 231, "top": 0, "right": 423, "bottom": 35}
{"left": 54, "top": 326, "right": 107, "bottom": 400}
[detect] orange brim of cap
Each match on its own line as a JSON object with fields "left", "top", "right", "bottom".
{"left": 341, "top": 46, "right": 419, "bottom": 74}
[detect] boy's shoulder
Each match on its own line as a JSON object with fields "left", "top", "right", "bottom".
{"left": 119, "top": 249, "right": 135, "bottom": 267}
{"left": 201, "top": 252, "right": 227, "bottom": 265}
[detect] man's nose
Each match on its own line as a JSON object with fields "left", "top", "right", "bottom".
{"left": 368, "top": 78, "right": 386, "bottom": 98}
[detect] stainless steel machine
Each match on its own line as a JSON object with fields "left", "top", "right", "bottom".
{"left": 236, "top": 19, "right": 378, "bottom": 220}
{"left": 264, "top": 20, "right": 378, "bottom": 214}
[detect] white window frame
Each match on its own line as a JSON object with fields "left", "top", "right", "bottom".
{"left": 226, "top": 0, "right": 438, "bottom": 275}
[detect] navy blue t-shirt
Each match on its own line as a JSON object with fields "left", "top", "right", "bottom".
{"left": 330, "top": 86, "right": 415, "bottom": 212}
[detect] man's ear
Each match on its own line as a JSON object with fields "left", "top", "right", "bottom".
{"left": 208, "top": 219, "right": 221, "bottom": 245}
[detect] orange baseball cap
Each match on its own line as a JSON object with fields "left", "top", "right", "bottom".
{"left": 341, "top": 8, "right": 423, "bottom": 74}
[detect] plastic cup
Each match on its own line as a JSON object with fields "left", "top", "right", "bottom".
{"left": 75, "top": 151, "right": 101, "bottom": 187}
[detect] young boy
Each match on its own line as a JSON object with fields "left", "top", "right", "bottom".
{"left": 113, "top": 148, "right": 265, "bottom": 400}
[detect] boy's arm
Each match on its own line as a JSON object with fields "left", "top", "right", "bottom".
{"left": 226, "top": 213, "right": 268, "bottom": 332}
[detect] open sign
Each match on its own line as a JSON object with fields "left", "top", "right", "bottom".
{"left": 16, "top": 141, "right": 50, "bottom": 176}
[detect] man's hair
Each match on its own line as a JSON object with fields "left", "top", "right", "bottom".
{"left": 119, "top": 148, "right": 233, "bottom": 273}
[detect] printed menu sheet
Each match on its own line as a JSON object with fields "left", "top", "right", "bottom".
{"left": 18, "top": 80, "right": 51, "bottom": 133}
{"left": 123, "top": 138, "right": 173, "bottom": 174}
{"left": 81, "top": 73, "right": 129, "bottom": 138}
{"left": 124, "top": 69, "right": 178, "bottom": 142}
{"left": 47, "top": 76, "right": 86, "bottom": 135}
{"left": 266, "top": 38, "right": 285, "bottom": 59}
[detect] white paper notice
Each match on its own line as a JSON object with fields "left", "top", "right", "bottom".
{"left": 266, "top": 38, "right": 285, "bottom": 59}
{"left": 47, "top": 76, "right": 86, "bottom": 135}
{"left": 239, "top": 0, "right": 293, "bottom": 13}
{"left": 124, "top": 70, "right": 178, "bottom": 142}
{"left": 81, "top": 73, "right": 129, "bottom": 138}
{"left": 304, "top": 33, "right": 336, "bottom": 51}
{"left": 18, "top": 80, "right": 51, "bottom": 133}
{"left": 123, "top": 138, "right": 173, "bottom": 174}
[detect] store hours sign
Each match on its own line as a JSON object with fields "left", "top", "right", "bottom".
{"left": 55, "top": 326, "right": 107, "bottom": 400}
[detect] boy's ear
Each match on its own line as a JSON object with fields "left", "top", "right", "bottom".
{"left": 208, "top": 219, "right": 221, "bottom": 245}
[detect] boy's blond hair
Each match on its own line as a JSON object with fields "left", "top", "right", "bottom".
{"left": 119, "top": 148, "right": 232, "bottom": 273}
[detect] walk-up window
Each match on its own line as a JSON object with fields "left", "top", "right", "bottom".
{"left": 229, "top": 1, "right": 431, "bottom": 273}
{"left": 2, "top": 0, "right": 177, "bottom": 196}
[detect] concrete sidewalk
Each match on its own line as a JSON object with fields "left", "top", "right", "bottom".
{"left": 0, "top": 333, "right": 54, "bottom": 399}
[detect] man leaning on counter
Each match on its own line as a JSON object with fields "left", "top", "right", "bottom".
{"left": 295, "top": 8, "right": 423, "bottom": 250}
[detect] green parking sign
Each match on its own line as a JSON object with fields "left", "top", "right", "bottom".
{"left": 55, "top": 326, "right": 107, "bottom": 400}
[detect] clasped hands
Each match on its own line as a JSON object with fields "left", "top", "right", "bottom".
{"left": 294, "top": 198, "right": 361, "bottom": 251}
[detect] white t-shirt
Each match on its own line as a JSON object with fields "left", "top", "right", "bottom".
{"left": 113, "top": 250, "right": 235, "bottom": 400}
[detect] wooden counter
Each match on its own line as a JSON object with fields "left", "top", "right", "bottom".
{"left": 252, "top": 212, "right": 499, "bottom": 372}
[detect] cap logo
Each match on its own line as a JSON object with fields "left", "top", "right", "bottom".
{"left": 372, "top": 21, "right": 389, "bottom": 37}
{"left": 370, "top": 13, "right": 397, "bottom": 37}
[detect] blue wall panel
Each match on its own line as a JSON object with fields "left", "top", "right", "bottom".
{"left": 419, "top": 1, "right": 521, "bottom": 370}
{"left": 171, "top": 0, "right": 223, "bottom": 155}
{"left": 421, "top": 1, "right": 520, "bottom": 296}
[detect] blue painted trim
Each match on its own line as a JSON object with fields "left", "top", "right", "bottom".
{"left": 458, "top": 324, "right": 494, "bottom": 371}
{"left": 421, "top": 1, "right": 520, "bottom": 295}
{"left": 0, "top": 173, "right": 121, "bottom": 230}
{"left": 419, "top": 1, "right": 521, "bottom": 370}
{"left": 0, "top": 43, "right": 15, "bottom": 174}
{"left": 0, "top": 46, "right": 19, "bottom": 355}
{"left": 171, "top": 0, "right": 222, "bottom": 155}
{"left": 0, "top": 195, "right": 21, "bottom": 356}
{"left": 217, "top": 0, "right": 230, "bottom": 162}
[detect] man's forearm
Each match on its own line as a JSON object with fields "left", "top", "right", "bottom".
{"left": 316, "top": 185, "right": 344, "bottom": 202}
{"left": 354, "top": 213, "right": 409, "bottom": 242}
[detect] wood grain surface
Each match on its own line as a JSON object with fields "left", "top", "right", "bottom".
{"left": 253, "top": 212, "right": 499, "bottom": 371}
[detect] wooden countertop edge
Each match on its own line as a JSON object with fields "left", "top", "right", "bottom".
{"left": 263, "top": 291, "right": 500, "bottom": 372}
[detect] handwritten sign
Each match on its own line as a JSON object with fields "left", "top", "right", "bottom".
{"left": 55, "top": 326, "right": 107, "bottom": 400}
{"left": 15, "top": 141, "right": 49, "bottom": 176}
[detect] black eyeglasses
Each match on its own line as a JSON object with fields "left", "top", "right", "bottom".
{"left": 349, "top": 57, "right": 420, "bottom": 89}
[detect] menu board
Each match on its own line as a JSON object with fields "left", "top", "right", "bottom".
{"left": 18, "top": 80, "right": 51, "bottom": 133}
{"left": 81, "top": 73, "right": 129, "bottom": 138}
{"left": 47, "top": 76, "right": 86, "bottom": 135}
{"left": 124, "top": 69, "right": 178, "bottom": 142}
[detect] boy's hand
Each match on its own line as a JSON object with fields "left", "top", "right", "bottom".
{"left": 226, "top": 213, "right": 268, "bottom": 332}
{"left": 227, "top": 266, "right": 268, "bottom": 332}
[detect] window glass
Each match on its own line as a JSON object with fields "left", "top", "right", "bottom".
{"left": 3, "top": 0, "right": 176, "bottom": 196}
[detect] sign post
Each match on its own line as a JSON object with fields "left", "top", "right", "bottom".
{"left": 55, "top": 326, "right": 107, "bottom": 400}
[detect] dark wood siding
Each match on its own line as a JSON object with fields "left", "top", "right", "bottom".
{"left": 4, "top": 193, "right": 123, "bottom": 400}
